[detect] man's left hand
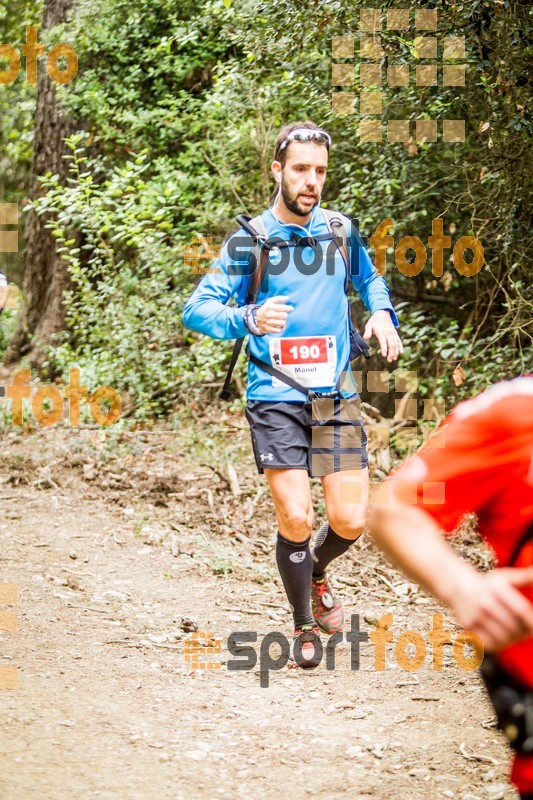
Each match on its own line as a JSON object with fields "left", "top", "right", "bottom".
{"left": 363, "top": 310, "right": 403, "bottom": 363}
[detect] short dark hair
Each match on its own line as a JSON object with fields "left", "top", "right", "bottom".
{"left": 274, "top": 120, "right": 329, "bottom": 166}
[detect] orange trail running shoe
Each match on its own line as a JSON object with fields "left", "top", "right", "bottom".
{"left": 311, "top": 573, "right": 344, "bottom": 634}
{"left": 290, "top": 624, "right": 322, "bottom": 669}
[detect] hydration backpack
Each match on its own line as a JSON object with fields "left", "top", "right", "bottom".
{"left": 220, "top": 208, "right": 370, "bottom": 400}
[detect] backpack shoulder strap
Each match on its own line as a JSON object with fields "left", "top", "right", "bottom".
{"left": 233, "top": 213, "right": 271, "bottom": 303}
{"left": 320, "top": 209, "right": 368, "bottom": 293}
{"left": 249, "top": 214, "right": 268, "bottom": 298}
{"left": 241, "top": 213, "right": 270, "bottom": 304}
{"left": 320, "top": 208, "right": 370, "bottom": 363}
{"left": 321, "top": 208, "right": 351, "bottom": 292}
{"left": 321, "top": 208, "right": 349, "bottom": 254}
{"left": 220, "top": 213, "right": 270, "bottom": 401}
{"left": 249, "top": 213, "right": 267, "bottom": 238}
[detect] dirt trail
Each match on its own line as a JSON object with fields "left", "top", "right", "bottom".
{"left": 0, "top": 423, "right": 520, "bottom": 800}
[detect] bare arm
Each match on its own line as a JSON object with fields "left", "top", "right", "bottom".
{"left": 369, "top": 501, "right": 533, "bottom": 652}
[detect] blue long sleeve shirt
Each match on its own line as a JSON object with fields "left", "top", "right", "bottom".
{"left": 182, "top": 205, "right": 398, "bottom": 401}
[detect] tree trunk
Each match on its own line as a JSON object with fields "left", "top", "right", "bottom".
{"left": 5, "top": 0, "right": 76, "bottom": 367}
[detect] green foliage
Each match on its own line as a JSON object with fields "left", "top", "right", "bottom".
{"left": 2, "top": 0, "right": 532, "bottom": 416}
{"left": 0, "top": 1, "right": 43, "bottom": 283}
{"left": 395, "top": 299, "right": 533, "bottom": 407}
{"left": 31, "top": 134, "right": 220, "bottom": 418}
{"left": 0, "top": 304, "right": 19, "bottom": 360}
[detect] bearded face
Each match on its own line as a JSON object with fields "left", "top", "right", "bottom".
{"left": 279, "top": 172, "right": 320, "bottom": 217}
{"left": 273, "top": 141, "right": 328, "bottom": 219}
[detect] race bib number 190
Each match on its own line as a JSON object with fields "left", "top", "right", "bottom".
{"left": 269, "top": 335, "right": 337, "bottom": 388}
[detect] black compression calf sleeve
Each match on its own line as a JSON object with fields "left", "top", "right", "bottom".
{"left": 275, "top": 531, "right": 315, "bottom": 629}
{"left": 312, "top": 523, "right": 354, "bottom": 579}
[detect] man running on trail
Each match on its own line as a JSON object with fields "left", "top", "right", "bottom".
{"left": 370, "top": 377, "right": 533, "bottom": 799}
{"left": 182, "top": 120, "right": 402, "bottom": 662}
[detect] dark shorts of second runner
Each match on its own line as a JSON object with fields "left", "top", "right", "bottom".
{"left": 245, "top": 396, "right": 368, "bottom": 478}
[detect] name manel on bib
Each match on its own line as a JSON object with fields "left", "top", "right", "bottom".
{"left": 269, "top": 335, "right": 337, "bottom": 388}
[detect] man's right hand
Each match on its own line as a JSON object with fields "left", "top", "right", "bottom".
{"left": 451, "top": 567, "right": 533, "bottom": 652}
{"left": 255, "top": 295, "right": 294, "bottom": 335}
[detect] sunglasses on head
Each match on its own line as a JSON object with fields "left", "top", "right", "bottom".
{"left": 276, "top": 128, "right": 332, "bottom": 159}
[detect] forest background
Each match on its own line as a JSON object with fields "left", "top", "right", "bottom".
{"left": 0, "top": 0, "right": 531, "bottom": 427}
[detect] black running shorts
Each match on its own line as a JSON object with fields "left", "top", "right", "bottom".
{"left": 245, "top": 395, "right": 368, "bottom": 477}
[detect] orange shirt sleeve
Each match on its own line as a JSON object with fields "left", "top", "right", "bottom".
{"left": 388, "top": 390, "right": 533, "bottom": 534}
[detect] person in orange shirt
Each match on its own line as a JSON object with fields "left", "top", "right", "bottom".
{"left": 369, "top": 377, "right": 533, "bottom": 799}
